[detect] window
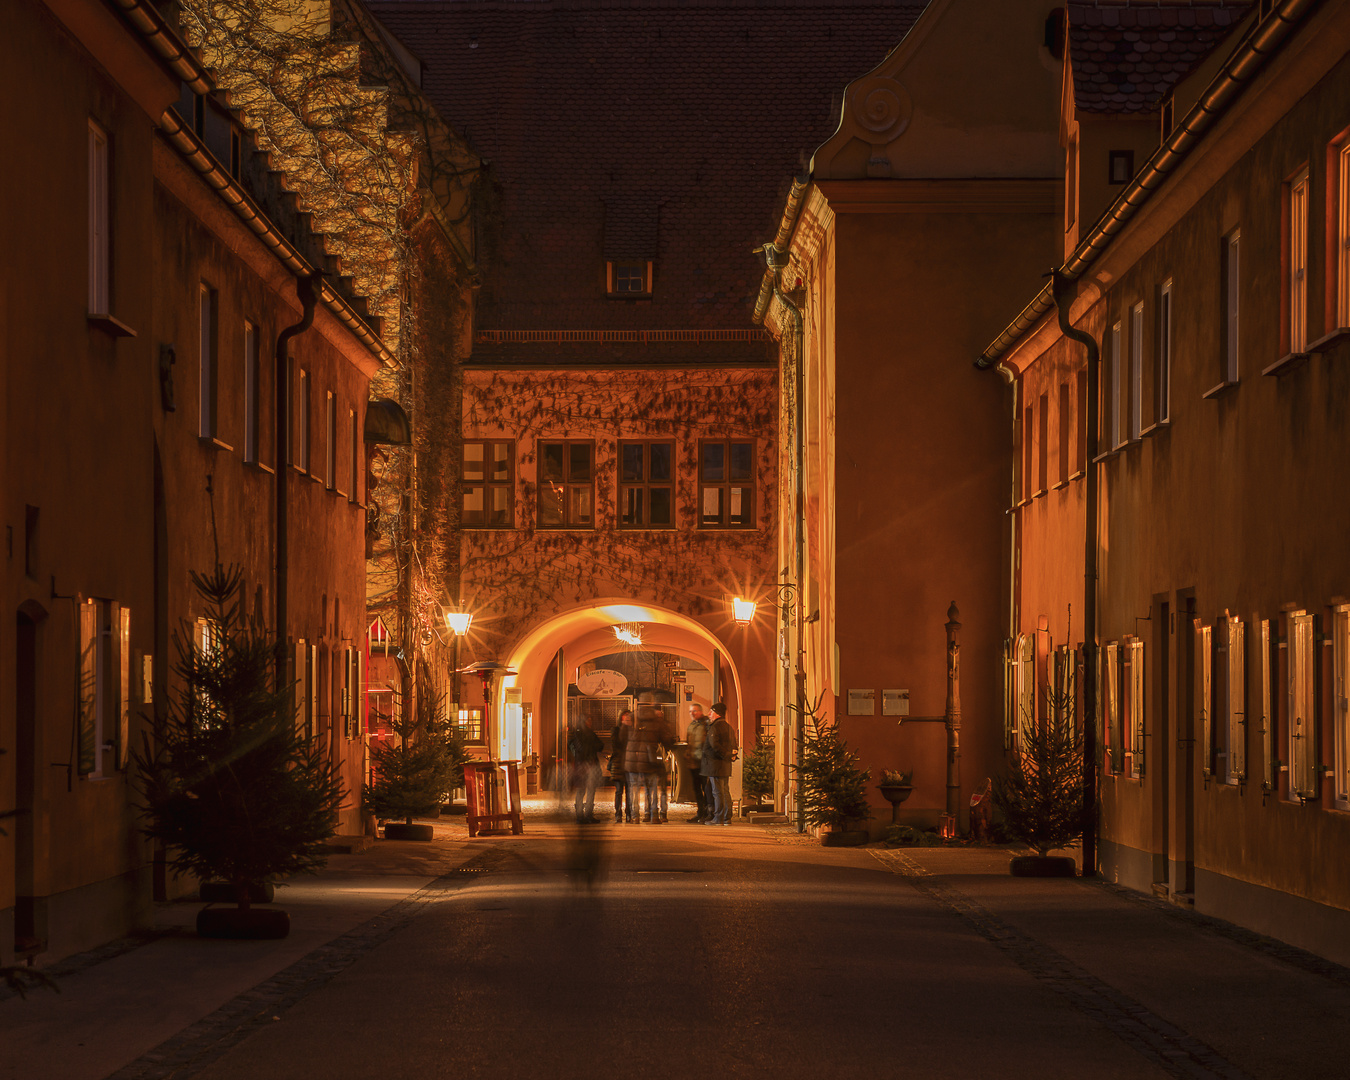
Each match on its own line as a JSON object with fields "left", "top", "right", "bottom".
{"left": 1129, "top": 302, "right": 1143, "bottom": 441}
{"left": 199, "top": 284, "right": 217, "bottom": 439}
{"left": 1124, "top": 638, "right": 1145, "bottom": 778}
{"left": 1222, "top": 230, "right": 1241, "bottom": 383}
{"left": 1218, "top": 612, "right": 1246, "bottom": 783}
{"left": 538, "top": 441, "right": 592, "bottom": 528}
{"left": 88, "top": 121, "right": 109, "bottom": 314}
{"left": 1338, "top": 142, "right": 1350, "bottom": 329}
{"left": 1075, "top": 370, "right": 1087, "bottom": 474}
{"left": 1037, "top": 393, "right": 1049, "bottom": 494}
{"left": 342, "top": 647, "right": 364, "bottom": 739}
{"left": 1156, "top": 281, "right": 1172, "bottom": 424}
{"left": 1288, "top": 168, "right": 1310, "bottom": 354}
{"left": 298, "top": 368, "right": 310, "bottom": 472}
{"left": 325, "top": 391, "right": 337, "bottom": 490}
{"left": 462, "top": 440, "right": 514, "bottom": 527}
{"left": 1109, "top": 321, "right": 1123, "bottom": 448}
{"left": 79, "top": 601, "right": 129, "bottom": 777}
{"left": 193, "top": 615, "right": 222, "bottom": 725}
{"left": 1287, "top": 609, "right": 1317, "bottom": 799}
{"left": 349, "top": 409, "right": 360, "bottom": 503}
{"left": 1195, "top": 620, "right": 1213, "bottom": 778}
{"left": 244, "top": 321, "right": 259, "bottom": 462}
{"left": 1108, "top": 150, "right": 1134, "bottom": 185}
{"left": 1014, "top": 633, "right": 1035, "bottom": 751}
{"left": 607, "top": 260, "right": 651, "bottom": 296}
{"left": 619, "top": 440, "right": 674, "bottom": 528}
{"left": 1333, "top": 606, "right": 1350, "bottom": 808}
{"left": 294, "top": 639, "right": 313, "bottom": 739}
{"left": 1057, "top": 383, "right": 1071, "bottom": 485}
{"left": 1259, "top": 618, "right": 1275, "bottom": 791}
{"left": 699, "top": 440, "right": 754, "bottom": 528}
{"left": 1021, "top": 403, "right": 1033, "bottom": 499}
{"left": 457, "top": 706, "right": 486, "bottom": 745}
{"left": 1104, "top": 641, "right": 1121, "bottom": 773}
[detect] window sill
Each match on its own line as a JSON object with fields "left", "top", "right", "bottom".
{"left": 1308, "top": 327, "right": 1350, "bottom": 353}
{"left": 1031, "top": 488, "right": 1047, "bottom": 500}
{"left": 1202, "top": 378, "right": 1239, "bottom": 399}
{"left": 1139, "top": 420, "right": 1169, "bottom": 438}
{"left": 618, "top": 526, "right": 677, "bottom": 531}
{"left": 1262, "top": 350, "right": 1310, "bottom": 378}
{"left": 1091, "top": 448, "right": 1119, "bottom": 464}
{"left": 198, "top": 436, "right": 234, "bottom": 452}
{"left": 461, "top": 524, "right": 515, "bottom": 530}
{"left": 87, "top": 313, "right": 137, "bottom": 338}
{"left": 244, "top": 459, "right": 275, "bottom": 475}
{"left": 606, "top": 292, "right": 653, "bottom": 301}
{"left": 1067, "top": 469, "right": 1085, "bottom": 482}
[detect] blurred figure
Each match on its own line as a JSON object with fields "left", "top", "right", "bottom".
{"left": 703, "top": 702, "right": 737, "bottom": 825}
{"left": 570, "top": 715, "right": 604, "bottom": 823}
{"left": 653, "top": 709, "right": 674, "bottom": 823}
{"left": 624, "top": 706, "right": 667, "bottom": 823}
{"left": 684, "top": 703, "right": 711, "bottom": 823}
{"left": 610, "top": 710, "right": 634, "bottom": 823}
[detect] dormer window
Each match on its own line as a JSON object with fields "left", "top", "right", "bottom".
{"left": 1108, "top": 150, "right": 1134, "bottom": 185}
{"left": 607, "top": 260, "right": 652, "bottom": 296}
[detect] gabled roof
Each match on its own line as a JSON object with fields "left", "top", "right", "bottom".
{"left": 1068, "top": 1, "right": 1253, "bottom": 114}
{"left": 367, "top": 0, "right": 925, "bottom": 354}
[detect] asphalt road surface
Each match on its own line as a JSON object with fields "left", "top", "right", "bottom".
{"left": 92, "top": 821, "right": 1347, "bottom": 1080}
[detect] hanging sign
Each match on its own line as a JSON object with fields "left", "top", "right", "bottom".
{"left": 671, "top": 668, "right": 687, "bottom": 684}
{"left": 576, "top": 669, "right": 628, "bottom": 697}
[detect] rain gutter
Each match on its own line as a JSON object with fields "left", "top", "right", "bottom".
{"left": 976, "top": 0, "right": 1320, "bottom": 369}
{"left": 107, "top": 0, "right": 214, "bottom": 95}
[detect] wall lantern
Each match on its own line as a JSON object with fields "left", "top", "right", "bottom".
{"left": 731, "top": 597, "right": 758, "bottom": 627}
{"left": 443, "top": 607, "right": 473, "bottom": 636}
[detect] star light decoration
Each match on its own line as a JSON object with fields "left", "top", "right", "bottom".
{"left": 612, "top": 622, "right": 644, "bottom": 647}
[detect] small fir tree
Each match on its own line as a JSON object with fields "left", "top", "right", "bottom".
{"left": 994, "top": 686, "right": 1089, "bottom": 856}
{"left": 136, "top": 565, "right": 344, "bottom": 910}
{"left": 795, "top": 724, "right": 872, "bottom": 830}
{"left": 742, "top": 733, "right": 776, "bottom": 805}
{"left": 364, "top": 686, "right": 469, "bottom": 824}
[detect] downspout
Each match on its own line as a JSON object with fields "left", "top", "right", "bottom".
{"left": 1053, "top": 270, "right": 1099, "bottom": 878}
{"left": 275, "top": 273, "right": 322, "bottom": 685}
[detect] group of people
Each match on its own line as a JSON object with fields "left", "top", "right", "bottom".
{"left": 568, "top": 701, "right": 738, "bottom": 825}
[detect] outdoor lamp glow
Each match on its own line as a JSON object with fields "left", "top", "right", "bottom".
{"left": 443, "top": 607, "right": 473, "bottom": 636}
{"left": 732, "top": 596, "right": 757, "bottom": 627}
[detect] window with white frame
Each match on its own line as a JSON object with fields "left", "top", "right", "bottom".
{"left": 199, "top": 284, "right": 217, "bottom": 439}
{"left": 1110, "top": 321, "right": 1123, "bottom": 448}
{"left": 1124, "top": 638, "right": 1145, "bottom": 778}
{"left": 1223, "top": 230, "right": 1241, "bottom": 383}
{"left": 1104, "top": 640, "right": 1121, "bottom": 773}
{"left": 1289, "top": 168, "right": 1310, "bottom": 354}
{"left": 77, "top": 600, "right": 129, "bottom": 777}
{"left": 1157, "top": 281, "right": 1172, "bottom": 424}
{"left": 88, "top": 120, "right": 109, "bottom": 314}
{"left": 1287, "top": 609, "right": 1317, "bottom": 799}
{"left": 1338, "top": 142, "right": 1350, "bottom": 330}
{"left": 1332, "top": 605, "right": 1349, "bottom": 808}
{"left": 1129, "top": 302, "right": 1143, "bottom": 440}
{"left": 244, "top": 321, "right": 259, "bottom": 463}
{"left": 325, "top": 391, "right": 337, "bottom": 490}
{"left": 298, "top": 368, "right": 310, "bottom": 473}
{"left": 1220, "top": 612, "right": 1246, "bottom": 783}
{"left": 1195, "top": 620, "right": 1214, "bottom": 778}
{"left": 1259, "top": 618, "right": 1275, "bottom": 790}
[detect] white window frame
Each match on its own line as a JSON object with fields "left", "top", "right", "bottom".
{"left": 1288, "top": 609, "right": 1316, "bottom": 800}
{"left": 1157, "top": 280, "right": 1172, "bottom": 424}
{"left": 88, "top": 120, "right": 109, "bottom": 315}
{"left": 1259, "top": 618, "right": 1275, "bottom": 790}
{"left": 1124, "top": 638, "right": 1144, "bottom": 778}
{"left": 198, "top": 284, "right": 216, "bottom": 439}
{"left": 1104, "top": 640, "right": 1121, "bottom": 773}
{"left": 1333, "top": 605, "right": 1349, "bottom": 809}
{"left": 1110, "top": 321, "right": 1123, "bottom": 449}
{"left": 1196, "top": 621, "right": 1213, "bottom": 779}
{"left": 1224, "top": 230, "right": 1241, "bottom": 382}
{"left": 1289, "top": 168, "right": 1309, "bottom": 354}
{"left": 244, "top": 321, "right": 259, "bottom": 463}
{"left": 1129, "top": 302, "right": 1144, "bottom": 441}
{"left": 1222, "top": 613, "right": 1246, "bottom": 783}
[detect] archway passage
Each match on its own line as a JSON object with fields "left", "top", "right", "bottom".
{"left": 490, "top": 600, "right": 747, "bottom": 809}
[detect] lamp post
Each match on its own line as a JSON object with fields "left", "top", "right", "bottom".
{"left": 731, "top": 580, "right": 805, "bottom": 831}
{"left": 442, "top": 605, "right": 472, "bottom": 719}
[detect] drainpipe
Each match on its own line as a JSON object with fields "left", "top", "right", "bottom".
{"left": 275, "top": 272, "right": 322, "bottom": 685}
{"left": 1053, "top": 270, "right": 1099, "bottom": 878}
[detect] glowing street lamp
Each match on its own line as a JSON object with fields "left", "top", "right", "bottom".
{"left": 443, "top": 605, "right": 473, "bottom": 716}
{"left": 731, "top": 596, "right": 758, "bottom": 627}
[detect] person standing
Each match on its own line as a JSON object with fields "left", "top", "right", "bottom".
{"left": 684, "top": 703, "right": 711, "bottom": 823}
{"left": 570, "top": 715, "right": 604, "bottom": 823}
{"left": 624, "top": 706, "right": 666, "bottom": 823}
{"left": 609, "top": 710, "right": 634, "bottom": 823}
{"left": 703, "top": 702, "right": 737, "bottom": 825}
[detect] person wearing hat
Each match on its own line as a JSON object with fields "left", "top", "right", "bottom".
{"left": 701, "top": 702, "right": 737, "bottom": 825}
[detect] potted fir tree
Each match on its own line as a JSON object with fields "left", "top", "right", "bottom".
{"left": 137, "top": 566, "right": 344, "bottom": 940}
{"left": 994, "top": 686, "right": 1089, "bottom": 876}
{"left": 740, "top": 733, "right": 775, "bottom": 814}
{"left": 364, "top": 687, "right": 468, "bottom": 840}
{"left": 795, "top": 724, "right": 871, "bottom": 846}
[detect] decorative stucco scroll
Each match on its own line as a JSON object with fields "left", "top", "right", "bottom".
{"left": 849, "top": 76, "right": 912, "bottom": 144}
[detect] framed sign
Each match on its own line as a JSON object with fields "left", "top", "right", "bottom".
{"left": 882, "top": 689, "right": 910, "bottom": 717}
{"left": 847, "top": 688, "right": 876, "bottom": 716}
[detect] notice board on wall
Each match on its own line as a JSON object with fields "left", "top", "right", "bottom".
{"left": 846, "top": 688, "right": 876, "bottom": 715}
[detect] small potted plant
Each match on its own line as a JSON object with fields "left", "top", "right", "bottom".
{"left": 877, "top": 768, "right": 914, "bottom": 824}
{"left": 794, "top": 722, "right": 871, "bottom": 846}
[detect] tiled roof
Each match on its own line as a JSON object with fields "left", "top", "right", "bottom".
{"left": 367, "top": 0, "right": 925, "bottom": 347}
{"left": 1068, "top": 1, "right": 1253, "bottom": 114}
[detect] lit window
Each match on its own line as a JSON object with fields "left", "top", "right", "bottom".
{"left": 88, "top": 120, "right": 109, "bottom": 314}
{"left": 1222, "top": 230, "right": 1240, "bottom": 383}
{"left": 1289, "top": 168, "right": 1309, "bottom": 354}
{"left": 608, "top": 261, "right": 651, "bottom": 296}
{"left": 1219, "top": 612, "right": 1246, "bottom": 783}
{"left": 244, "top": 321, "right": 259, "bottom": 463}
{"left": 1103, "top": 641, "right": 1121, "bottom": 773}
{"left": 457, "top": 706, "right": 486, "bottom": 745}
{"left": 1129, "top": 301, "right": 1143, "bottom": 441}
{"left": 1195, "top": 620, "right": 1213, "bottom": 778}
{"left": 199, "top": 284, "right": 217, "bottom": 439}
{"left": 462, "top": 440, "right": 514, "bottom": 527}
{"left": 619, "top": 440, "right": 674, "bottom": 528}
{"left": 1333, "top": 606, "right": 1350, "bottom": 808}
{"left": 699, "top": 440, "right": 755, "bottom": 528}
{"left": 1124, "top": 638, "right": 1145, "bottom": 778}
{"left": 1287, "top": 609, "right": 1317, "bottom": 800}
{"left": 1156, "top": 280, "right": 1172, "bottom": 424}
{"left": 537, "top": 441, "right": 593, "bottom": 528}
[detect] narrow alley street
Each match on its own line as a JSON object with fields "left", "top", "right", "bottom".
{"left": 4, "top": 809, "right": 1349, "bottom": 1080}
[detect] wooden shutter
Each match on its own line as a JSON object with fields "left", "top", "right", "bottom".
{"left": 1229, "top": 616, "right": 1246, "bottom": 780}
{"left": 1128, "top": 639, "right": 1145, "bottom": 777}
{"left": 1289, "top": 612, "right": 1316, "bottom": 798}
{"left": 1105, "top": 642, "right": 1121, "bottom": 773}
{"left": 1335, "top": 608, "right": 1350, "bottom": 804}
{"left": 116, "top": 604, "right": 131, "bottom": 770}
{"left": 1016, "top": 634, "right": 1035, "bottom": 750}
{"left": 1196, "top": 621, "right": 1213, "bottom": 779}
{"left": 1259, "top": 619, "right": 1274, "bottom": 790}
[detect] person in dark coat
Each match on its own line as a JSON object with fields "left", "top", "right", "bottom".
{"left": 609, "top": 710, "right": 634, "bottom": 823}
{"left": 624, "top": 706, "right": 669, "bottom": 823}
{"left": 684, "top": 703, "right": 712, "bottom": 822}
{"left": 701, "top": 702, "right": 737, "bottom": 825}
{"left": 570, "top": 716, "right": 605, "bottom": 823}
